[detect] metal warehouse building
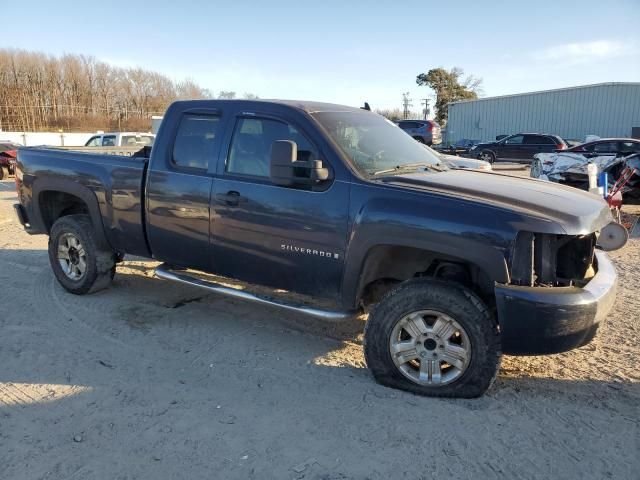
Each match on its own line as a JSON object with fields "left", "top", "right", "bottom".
{"left": 446, "top": 82, "right": 640, "bottom": 144}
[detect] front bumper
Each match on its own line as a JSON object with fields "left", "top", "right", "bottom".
{"left": 495, "top": 250, "right": 617, "bottom": 355}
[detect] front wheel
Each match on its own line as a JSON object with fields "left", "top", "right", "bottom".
{"left": 479, "top": 151, "right": 495, "bottom": 164}
{"left": 48, "top": 214, "right": 116, "bottom": 295}
{"left": 364, "top": 279, "right": 501, "bottom": 398}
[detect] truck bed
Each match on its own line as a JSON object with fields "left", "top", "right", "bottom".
{"left": 16, "top": 147, "right": 151, "bottom": 257}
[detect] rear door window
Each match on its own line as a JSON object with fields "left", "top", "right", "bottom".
{"left": 172, "top": 114, "right": 221, "bottom": 170}
{"left": 618, "top": 141, "right": 640, "bottom": 154}
{"left": 523, "top": 135, "right": 551, "bottom": 144}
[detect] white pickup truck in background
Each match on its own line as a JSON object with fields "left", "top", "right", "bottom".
{"left": 84, "top": 132, "right": 155, "bottom": 147}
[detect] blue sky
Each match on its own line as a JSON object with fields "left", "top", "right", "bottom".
{"left": 2, "top": 0, "right": 639, "bottom": 112}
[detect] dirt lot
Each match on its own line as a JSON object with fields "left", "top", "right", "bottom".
{"left": 1, "top": 174, "right": 638, "bottom": 480}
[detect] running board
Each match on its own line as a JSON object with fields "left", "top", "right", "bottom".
{"left": 154, "top": 264, "right": 359, "bottom": 321}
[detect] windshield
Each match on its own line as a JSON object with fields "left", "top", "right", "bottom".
{"left": 311, "top": 110, "right": 443, "bottom": 176}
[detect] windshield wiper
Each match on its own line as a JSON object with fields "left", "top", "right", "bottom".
{"left": 372, "top": 162, "right": 444, "bottom": 176}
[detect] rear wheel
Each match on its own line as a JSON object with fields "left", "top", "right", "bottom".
{"left": 364, "top": 279, "right": 501, "bottom": 398}
{"left": 479, "top": 151, "right": 495, "bottom": 164}
{"left": 413, "top": 137, "right": 426, "bottom": 144}
{"left": 48, "top": 215, "right": 116, "bottom": 295}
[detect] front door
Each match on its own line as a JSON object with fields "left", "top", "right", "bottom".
{"left": 210, "top": 115, "right": 349, "bottom": 300}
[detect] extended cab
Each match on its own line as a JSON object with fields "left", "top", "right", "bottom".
{"left": 14, "top": 100, "right": 622, "bottom": 398}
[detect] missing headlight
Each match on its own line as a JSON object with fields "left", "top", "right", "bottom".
{"left": 510, "top": 232, "right": 596, "bottom": 287}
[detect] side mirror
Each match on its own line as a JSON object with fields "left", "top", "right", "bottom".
{"left": 270, "top": 140, "right": 329, "bottom": 186}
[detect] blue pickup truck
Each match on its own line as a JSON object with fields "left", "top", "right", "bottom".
{"left": 14, "top": 100, "right": 622, "bottom": 397}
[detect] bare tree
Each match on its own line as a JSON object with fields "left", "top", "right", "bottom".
{"left": 0, "top": 48, "right": 255, "bottom": 132}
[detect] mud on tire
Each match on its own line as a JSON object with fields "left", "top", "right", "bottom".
{"left": 48, "top": 214, "right": 116, "bottom": 295}
{"left": 364, "top": 278, "right": 501, "bottom": 398}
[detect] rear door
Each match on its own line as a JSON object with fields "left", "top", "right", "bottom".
{"left": 210, "top": 112, "right": 350, "bottom": 300}
{"left": 521, "top": 135, "right": 553, "bottom": 161}
{"left": 146, "top": 110, "right": 223, "bottom": 271}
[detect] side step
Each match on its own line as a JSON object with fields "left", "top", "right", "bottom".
{"left": 154, "top": 264, "right": 359, "bottom": 321}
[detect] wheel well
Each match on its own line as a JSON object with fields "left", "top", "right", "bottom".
{"left": 357, "top": 245, "right": 494, "bottom": 308}
{"left": 39, "top": 191, "right": 90, "bottom": 232}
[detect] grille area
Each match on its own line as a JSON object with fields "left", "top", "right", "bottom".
{"left": 510, "top": 232, "right": 596, "bottom": 287}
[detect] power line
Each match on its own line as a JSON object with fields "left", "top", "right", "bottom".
{"left": 402, "top": 92, "right": 412, "bottom": 120}
{"left": 420, "top": 98, "right": 430, "bottom": 120}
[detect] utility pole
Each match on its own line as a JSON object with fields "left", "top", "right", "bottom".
{"left": 421, "top": 98, "right": 430, "bottom": 120}
{"left": 402, "top": 92, "right": 412, "bottom": 119}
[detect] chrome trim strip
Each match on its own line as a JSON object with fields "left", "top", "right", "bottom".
{"left": 154, "top": 264, "right": 359, "bottom": 321}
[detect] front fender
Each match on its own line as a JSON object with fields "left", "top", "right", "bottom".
{"left": 341, "top": 193, "right": 512, "bottom": 309}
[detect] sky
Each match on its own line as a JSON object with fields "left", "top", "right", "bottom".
{"left": 2, "top": 0, "right": 639, "bottom": 113}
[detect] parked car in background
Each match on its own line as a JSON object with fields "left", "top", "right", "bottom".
{"left": 531, "top": 138, "right": 640, "bottom": 193}
{"left": 468, "top": 133, "right": 567, "bottom": 163}
{"left": 85, "top": 132, "right": 155, "bottom": 147}
{"left": 425, "top": 145, "right": 492, "bottom": 171}
{"left": 0, "top": 141, "right": 20, "bottom": 179}
{"left": 432, "top": 138, "right": 482, "bottom": 157}
{"left": 441, "top": 154, "right": 492, "bottom": 171}
{"left": 398, "top": 119, "right": 442, "bottom": 145}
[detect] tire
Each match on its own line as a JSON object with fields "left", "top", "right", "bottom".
{"left": 0, "top": 166, "right": 8, "bottom": 180}
{"left": 479, "top": 151, "right": 495, "bottom": 164}
{"left": 530, "top": 158, "right": 543, "bottom": 178}
{"left": 364, "top": 278, "right": 501, "bottom": 398}
{"left": 413, "top": 137, "right": 426, "bottom": 144}
{"left": 48, "top": 214, "right": 116, "bottom": 295}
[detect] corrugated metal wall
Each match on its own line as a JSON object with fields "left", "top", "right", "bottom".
{"left": 446, "top": 83, "right": 640, "bottom": 144}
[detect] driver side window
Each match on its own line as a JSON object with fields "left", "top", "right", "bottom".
{"left": 226, "top": 117, "right": 318, "bottom": 178}
{"left": 504, "top": 135, "right": 524, "bottom": 144}
{"left": 86, "top": 136, "right": 101, "bottom": 147}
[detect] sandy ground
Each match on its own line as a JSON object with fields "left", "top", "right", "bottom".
{"left": 0, "top": 174, "right": 638, "bottom": 480}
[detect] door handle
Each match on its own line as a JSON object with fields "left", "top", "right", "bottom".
{"left": 221, "top": 190, "right": 242, "bottom": 206}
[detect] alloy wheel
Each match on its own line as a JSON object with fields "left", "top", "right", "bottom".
{"left": 389, "top": 310, "right": 471, "bottom": 386}
{"left": 57, "top": 233, "right": 88, "bottom": 280}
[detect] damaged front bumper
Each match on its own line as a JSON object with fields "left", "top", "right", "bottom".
{"left": 495, "top": 250, "right": 617, "bottom": 355}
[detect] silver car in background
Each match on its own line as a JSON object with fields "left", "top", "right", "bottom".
{"left": 398, "top": 119, "right": 442, "bottom": 146}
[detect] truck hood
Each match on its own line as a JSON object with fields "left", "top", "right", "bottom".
{"left": 379, "top": 170, "right": 612, "bottom": 234}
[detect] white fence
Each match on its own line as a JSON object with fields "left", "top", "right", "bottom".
{"left": 0, "top": 131, "right": 95, "bottom": 147}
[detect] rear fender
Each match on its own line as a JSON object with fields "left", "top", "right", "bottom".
{"left": 31, "top": 177, "right": 111, "bottom": 249}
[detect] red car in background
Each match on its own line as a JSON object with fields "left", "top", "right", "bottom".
{"left": 0, "top": 142, "right": 20, "bottom": 180}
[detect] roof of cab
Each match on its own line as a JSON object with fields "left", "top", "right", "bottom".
{"left": 171, "top": 98, "right": 365, "bottom": 114}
